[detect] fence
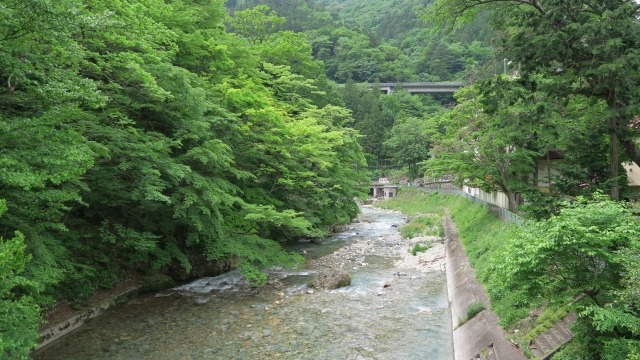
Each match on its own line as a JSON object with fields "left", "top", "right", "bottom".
{"left": 418, "top": 183, "right": 523, "bottom": 224}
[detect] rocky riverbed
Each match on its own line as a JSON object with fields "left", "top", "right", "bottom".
{"left": 36, "top": 206, "right": 453, "bottom": 360}
{"left": 308, "top": 223, "right": 446, "bottom": 274}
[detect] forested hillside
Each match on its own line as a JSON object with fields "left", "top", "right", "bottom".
{"left": 226, "top": 0, "right": 496, "bottom": 170}
{"left": 317, "top": 0, "right": 430, "bottom": 39}
{"left": 228, "top": 0, "right": 497, "bottom": 82}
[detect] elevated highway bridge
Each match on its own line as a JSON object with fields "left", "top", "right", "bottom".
{"left": 374, "top": 82, "right": 465, "bottom": 94}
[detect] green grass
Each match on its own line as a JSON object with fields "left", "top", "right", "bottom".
{"left": 399, "top": 215, "right": 444, "bottom": 238}
{"left": 382, "top": 208, "right": 444, "bottom": 239}
{"left": 376, "top": 188, "right": 446, "bottom": 216}
{"left": 458, "top": 302, "right": 486, "bottom": 327}
{"left": 410, "top": 242, "right": 432, "bottom": 256}
{"left": 400, "top": 222, "right": 424, "bottom": 238}
{"left": 522, "top": 305, "right": 571, "bottom": 344}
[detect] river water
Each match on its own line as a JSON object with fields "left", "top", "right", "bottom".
{"left": 36, "top": 206, "right": 453, "bottom": 360}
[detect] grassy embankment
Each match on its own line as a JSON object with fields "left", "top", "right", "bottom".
{"left": 375, "top": 187, "right": 571, "bottom": 355}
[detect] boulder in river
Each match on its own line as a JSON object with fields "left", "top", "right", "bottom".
{"left": 309, "top": 268, "right": 351, "bottom": 290}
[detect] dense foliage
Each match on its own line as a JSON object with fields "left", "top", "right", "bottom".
{"left": 0, "top": 0, "right": 371, "bottom": 356}
{"left": 226, "top": 0, "right": 497, "bottom": 174}
{"left": 425, "top": 0, "right": 640, "bottom": 206}
{"left": 229, "top": 0, "right": 496, "bottom": 83}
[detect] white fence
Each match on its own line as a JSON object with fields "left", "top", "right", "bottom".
{"left": 419, "top": 184, "right": 522, "bottom": 224}
{"left": 462, "top": 185, "right": 511, "bottom": 210}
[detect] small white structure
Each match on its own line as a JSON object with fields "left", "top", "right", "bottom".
{"left": 383, "top": 185, "right": 398, "bottom": 198}
{"left": 624, "top": 162, "right": 640, "bottom": 188}
{"left": 370, "top": 181, "right": 399, "bottom": 199}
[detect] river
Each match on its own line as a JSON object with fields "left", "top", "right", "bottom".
{"left": 35, "top": 206, "right": 453, "bottom": 360}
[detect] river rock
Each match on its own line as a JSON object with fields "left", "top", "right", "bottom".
{"left": 194, "top": 297, "right": 209, "bottom": 306}
{"left": 308, "top": 268, "right": 351, "bottom": 290}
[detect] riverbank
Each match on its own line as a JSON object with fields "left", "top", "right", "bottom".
{"left": 444, "top": 210, "right": 526, "bottom": 360}
{"left": 36, "top": 278, "right": 141, "bottom": 352}
{"left": 307, "top": 208, "right": 446, "bottom": 274}
{"left": 34, "top": 206, "right": 453, "bottom": 359}
{"left": 375, "top": 189, "right": 529, "bottom": 359}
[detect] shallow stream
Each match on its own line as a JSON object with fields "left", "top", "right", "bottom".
{"left": 36, "top": 206, "right": 452, "bottom": 360}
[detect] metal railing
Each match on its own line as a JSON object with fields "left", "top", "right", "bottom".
{"left": 417, "top": 183, "right": 523, "bottom": 224}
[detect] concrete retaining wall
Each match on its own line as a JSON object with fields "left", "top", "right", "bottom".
{"left": 444, "top": 211, "right": 526, "bottom": 360}
{"left": 35, "top": 287, "right": 139, "bottom": 353}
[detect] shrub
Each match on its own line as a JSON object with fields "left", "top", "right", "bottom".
{"left": 400, "top": 222, "right": 426, "bottom": 239}
{"left": 0, "top": 205, "right": 43, "bottom": 359}
{"left": 411, "top": 243, "right": 432, "bottom": 256}
{"left": 466, "top": 302, "right": 486, "bottom": 319}
{"left": 458, "top": 302, "right": 486, "bottom": 327}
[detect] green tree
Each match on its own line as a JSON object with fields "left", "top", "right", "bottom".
{"left": 499, "top": 194, "right": 637, "bottom": 302}
{"left": 227, "top": 5, "right": 285, "bottom": 43}
{"left": 342, "top": 80, "right": 389, "bottom": 164}
{"left": 384, "top": 115, "right": 432, "bottom": 180}
{"left": 0, "top": 200, "right": 43, "bottom": 359}
{"left": 381, "top": 91, "right": 441, "bottom": 179}
{"left": 428, "top": 0, "right": 640, "bottom": 199}
{"left": 550, "top": 96, "right": 616, "bottom": 198}
{"left": 0, "top": 0, "right": 103, "bottom": 300}
{"left": 258, "top": 31, "right": 324, "bottom": 79}
{"left": 307, "top": 25, "right": 415, "bottom": 82}
{"left": 427, "top": 81, "right": 544, "bottom": 211}
{"left": 495, "top": 193, "right": 640, "bottom": 358}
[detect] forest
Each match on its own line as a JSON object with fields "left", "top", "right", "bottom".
{"left": 2, "top": 0, "right": 640, "bottom": 358}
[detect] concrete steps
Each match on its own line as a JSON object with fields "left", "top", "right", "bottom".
{"left": 529, "top": 314, "right": 575, "bottom": 359}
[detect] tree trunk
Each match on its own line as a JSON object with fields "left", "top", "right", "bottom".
{"left": 497, "top": 182, "right": 518, "bottom": 212}
{"left": 607, "top": 89, "right": 621, "bottom": 200}
{"left": 506, "top": 190, "right": 518, "bottom": 212}
{"left": 532, "top": 157, "right": 539, "bottom": 187}
{"left": 610, "top": 116, "right": 620, "bottom": 200}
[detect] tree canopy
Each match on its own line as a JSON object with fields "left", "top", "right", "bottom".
{"left": 0, "top": 1, "right": 370, "bottom": 356}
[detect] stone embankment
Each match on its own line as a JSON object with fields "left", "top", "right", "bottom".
{"left": 444, "top": 211, "right": 527, "bottom": 360}
{"left": 36, "top": 286, "right": 140, "bottom": 352}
